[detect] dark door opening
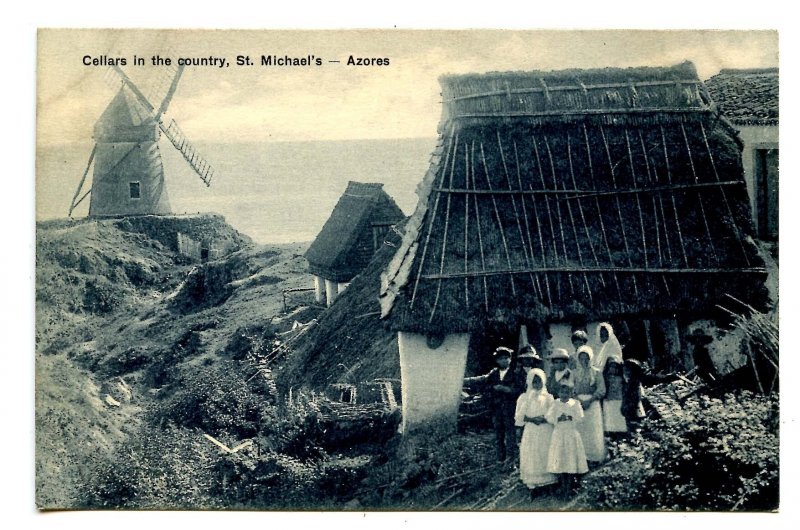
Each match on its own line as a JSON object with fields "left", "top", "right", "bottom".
{"left": 756, "top": 148, "right": 779, "bottom": 240}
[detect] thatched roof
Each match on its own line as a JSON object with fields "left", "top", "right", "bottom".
{"left": 380, "top": 62, "right": 768, "bottom": 335}
{"left": 279, "top": 222, "right": 405, "bottom": 391}
{"left": 305, "top": 181, "right": 405, "bottom": 282}
{"left": 704, "top": 68, "right": 778, "bottom": 126}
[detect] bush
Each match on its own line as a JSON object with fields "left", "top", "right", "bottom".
{"left": 80, "top": 424, "right": 223, "bottom": 509}
{"left": 574, "top": 390, "right": 779, "bottom": 511}
{"left": 148, "top": 360, "right": 277, "bottom": 439}
{"left": 211, "top": 448, "right": 324, "bottom": 508}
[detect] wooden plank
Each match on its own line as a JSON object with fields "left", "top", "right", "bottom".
{"left": 660, "top": 125, "right": 690, "bottom": 267}
{"left": 480, "top": 142, "right": 517, "bottom": 296}
{"left": 433, "top": 180, "right": 744, "bottom": 196}
{"left": 543, "top": 135, "right": 575, "bottom": 297}
{"left": 464, "top": 142, "right": 470, "bottom": 307}
{"left": 514, "top": 141, "right": 549, "bottom": 304}
{"left": 410, "top": 123, "right": 456, "bottom": 307}
{"left": 497, "top": 131, "right": 539, "bottom": 298}
{"left": 600, "top": 125, "right": 639, "bottom": 298}
{"left": 69, "top": 144, "right": 97, "bottom": 217}
{"left": 429, "top": 135, "right": 460, "bottom": 322}
{"left": 568, "top": 132, "right": 603, "bottom": 274}
{"left": 563, "top": 133, "right": 593, "bottom": 302}
{"left": 453, "top": 108, "right": 711, "bottom": 120}
{"left": 583, "top": 124, "right": 622, "bottom": 301}
{"left": 420, "top": 266, "right": 767, "bottom": 280}
{"left": 699, "top": 122, "right": 752, "bottom": 266}
{"left": 680, "top": 122, "right": 718, "bottom": 264}
{"left": 448, "top": 79, "right": 703, "bottom": 102}
{"left": 470, "top": 141, "right": 490, "bottom": 311}
{"left": 625, "top": 129, "right": 649, "bottom": 269}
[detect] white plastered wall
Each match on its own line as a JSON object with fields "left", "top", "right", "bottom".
{"left": 398, "top": 331, "right": 470, "bottom": 433}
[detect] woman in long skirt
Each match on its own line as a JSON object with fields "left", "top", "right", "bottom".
{"left": 514, "top": 368, "right": 557, "bottom": 493}
{"left": 546, "top": 376, "right": 588, "bottom": 495}
{"left": 602, "top": 358, "right": 628, "bottom": 437}
{"left": 573, "top": 345, "right": 607, "bottom": 464}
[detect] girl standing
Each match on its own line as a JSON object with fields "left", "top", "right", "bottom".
{"left": 546, "top": 375, "right": 588, "bottom": 496}
{"left": 514, "top": 368, "right": 557, "bottom": 495}
{"left": 573, "top": 345, "right": 607, "bottom": 464}
{"left": 602, "top": 358, "right": 628, "bottom": 437}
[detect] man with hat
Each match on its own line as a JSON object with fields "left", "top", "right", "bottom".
{"left": 546, "top": 348, "right": 572, "bottom": 395}
{"left": 514, "top": 344, "right": 544, "bottom": 394}
{"left": 482, "top": 346, "right": 522, "bottom": 463}
{"left": 687, "top": 328, "right": 717, "bottom": 384}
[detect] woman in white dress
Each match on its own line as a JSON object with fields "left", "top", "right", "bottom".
{"left": 593, "top": 322, "right": 623, "bottom": 372}
{"left": 546, "top": 375, "right": 588, "bottom": 495}
{"left": 602, "top": 358, "right": 628, "bottom": 436}
{"left": 573, "top": 345, "right": 607, "bottom": 464}
{"left": 514, "top": 368, "right": 557, "bottom": 494}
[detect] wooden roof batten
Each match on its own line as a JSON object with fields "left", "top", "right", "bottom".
{"left": 379, "top": 62, "right": 768, "bottom": 335}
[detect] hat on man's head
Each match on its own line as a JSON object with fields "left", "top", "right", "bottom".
{"left": 687, "top": 328, "right": 713, "bottom": 345}
{"left": 517, "top": 345, "right": 541, "bottom": 360}
{"left": 493, "top": 346, "right": 514, "bottom": 358}
{"left": 548, "top": 348, "right": 570, "bottom": 361}
{"left": 571, "top": 330, "right": 589, "bottom": 343}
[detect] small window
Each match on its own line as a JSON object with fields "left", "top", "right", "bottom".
{"left": 129, "top": 182, "right": 141, "bottom": 199}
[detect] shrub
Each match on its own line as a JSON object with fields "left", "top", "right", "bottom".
{"left": 79, "top": 424, "right": 223, "bottom": 509}
{"left": 575, "top": 390, "right": 779, "bottom": 511}
{"left": 148, "top": 360, "right": 277, "bottom": 439}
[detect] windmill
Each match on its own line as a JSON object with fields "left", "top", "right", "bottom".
{"left": 69, "top": 64, "right": 217, "bottom": 218}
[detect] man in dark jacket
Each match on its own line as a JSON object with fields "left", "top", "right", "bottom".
{"left": 483, "top": 346, "right": 522, "bottom": 463}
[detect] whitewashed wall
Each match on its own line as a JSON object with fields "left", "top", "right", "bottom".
{"left": 398, "top": 331, "right": 470, "bottom": 433}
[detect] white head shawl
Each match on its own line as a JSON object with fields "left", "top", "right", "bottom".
{"left": 595, "top": 322, "right": 623, "bottom": 370}
{"left": 575, "top": 345, "right": 596, "bottom": 386}
{"left": 526, "top": 368, "right": 547, "bottom": 393}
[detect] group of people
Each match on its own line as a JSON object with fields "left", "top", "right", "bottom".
{"left": 475, "top": 323, "right": 654, "bottom": 498}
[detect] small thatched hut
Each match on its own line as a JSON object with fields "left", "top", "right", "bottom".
{"left": 705, "top": 68, "right": 778, "bottom": 240}
{"left": 306, "top": 181, "right": 404, "bottom": 306}
{"left": 379, "top": 62, "right": 768, "bottom": 432}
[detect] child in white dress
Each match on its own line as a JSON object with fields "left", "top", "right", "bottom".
{"left": 514, "top": 368, "right": 557, "bottom": 496}
{"left": 546, "top": 374, "right": 589, "bottom": 496}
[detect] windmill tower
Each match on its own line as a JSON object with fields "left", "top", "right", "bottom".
{"left": 69, "top": 64, "right": 216, "bottom": 218}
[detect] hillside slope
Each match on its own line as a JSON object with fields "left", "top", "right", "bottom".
{"left": 35, "top": 215, "right": 316, "bottom": 508}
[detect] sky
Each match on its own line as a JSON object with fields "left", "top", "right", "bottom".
{"left": 37, "top": 29, "right": 778, "bottom": 146}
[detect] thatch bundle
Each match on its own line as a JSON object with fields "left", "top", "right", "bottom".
{"left": 381, "top": 62, "right": 768, "bottom": 335}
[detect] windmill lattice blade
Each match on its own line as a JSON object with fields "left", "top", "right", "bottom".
{"left": 161, "top": 119, "right": 215, "bottom": 186}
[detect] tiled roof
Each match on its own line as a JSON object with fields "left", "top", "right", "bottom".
{"left": 704, "top": 68, "right": 778, "bottom": 126}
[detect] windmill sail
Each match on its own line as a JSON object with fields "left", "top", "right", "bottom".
{"left": 162, "top": 119, "right": 214, "bottom": 186}
{"left": 108, "top": 65, "right": 217, "bottom": 187}
{"left": 69, "top": 63, "right": 219, "bottom": 217}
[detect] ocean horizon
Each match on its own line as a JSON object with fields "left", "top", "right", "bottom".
{"left": 37, "top": 138, "right": 436, "bottom": 244}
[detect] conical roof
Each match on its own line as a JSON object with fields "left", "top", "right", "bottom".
{"left": 93, "top": 86, "right": 158, "bottom": 143}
